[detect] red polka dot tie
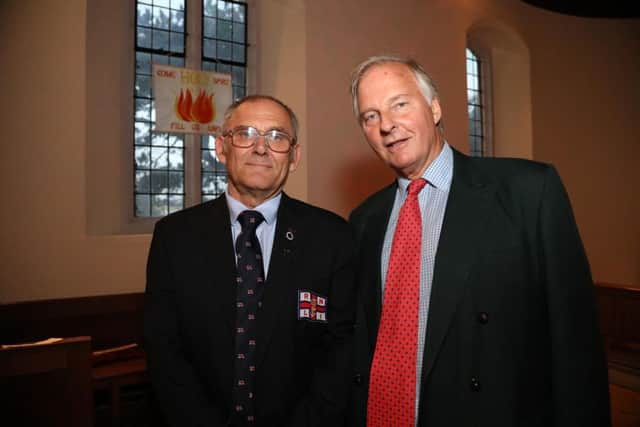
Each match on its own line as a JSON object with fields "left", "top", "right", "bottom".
{"left": 367, "top": 178, "right": 427, "bottom": 427}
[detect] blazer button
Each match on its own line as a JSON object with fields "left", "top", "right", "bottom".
{"left": 354, "top": 374, "right": 362, "bottom": 385}
{"left": 477, "top": 312, "right": 489, "bottom": 324}
{"left": 470, "top": 376, "right": 481, "bottom": 392}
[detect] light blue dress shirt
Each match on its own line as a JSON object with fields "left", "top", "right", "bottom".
{"left": 380, "top": 142, "right": 453, "bottom": 423}
{"left": 226, "top": 191, "right": 281, "bottom": 278}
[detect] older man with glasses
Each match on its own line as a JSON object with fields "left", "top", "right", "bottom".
{"left": 144, "top": 95, "right": 356, "bottom": 427}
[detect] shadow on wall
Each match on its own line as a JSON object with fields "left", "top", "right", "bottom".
{"left": 336, "top": 151, "right": 395, "bottom": 217}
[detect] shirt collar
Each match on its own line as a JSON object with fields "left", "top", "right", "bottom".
{"left": 225, "top": 191, "right": 282, "bottom": 225}
{"left": 397, "top": 142, "right": 453, "bottom": 193}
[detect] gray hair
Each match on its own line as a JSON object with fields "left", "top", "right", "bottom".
{"left": 349, "top": 55, "right": 442, "bottom": 129}
{"left": 222, "top": 94, "right": 299, "bottom": 141}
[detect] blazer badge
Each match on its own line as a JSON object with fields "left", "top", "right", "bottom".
{"left": 297, "top": 290, "right": 327, "bottom": 323}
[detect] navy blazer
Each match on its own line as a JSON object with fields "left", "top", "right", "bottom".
{"left": 144, "top": 193, "right": 356, "bottom": 427}
{"left": 348, "top": 149, "right": 610, "bottom": 426}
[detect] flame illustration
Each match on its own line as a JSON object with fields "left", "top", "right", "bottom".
{"left": 175, "top": 88, "right": 215, "bottom": 124}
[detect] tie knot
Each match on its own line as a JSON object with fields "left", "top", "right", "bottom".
{"left": 237, "top": 210, "right": 265, "bottom": 231}
{"left": 407, "top": 178, "right": 427, "bottom": 197}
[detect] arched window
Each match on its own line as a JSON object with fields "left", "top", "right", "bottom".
{"left": 466, "top": 48, "right": 486, "bottom": 157}
{"left": 466, "top": 23, "right": 532, "bottom": 160}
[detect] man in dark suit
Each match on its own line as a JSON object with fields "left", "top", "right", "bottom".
{"left": 347, "top": 55, "right": 610, "bottom": 426}
{"left": 144, "top": 95, "right": 355, "bottom": 427}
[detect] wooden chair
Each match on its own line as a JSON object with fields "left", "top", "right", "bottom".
{"left": 0, "top": 336, "right": 93, "bottom": 427}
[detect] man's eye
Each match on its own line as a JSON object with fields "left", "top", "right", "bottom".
{"left": 270, "top": 132, "right": 285, "bottom": 141}
{"left": 393, "top": 101, "right": 408, "bottom": 109}
{"left": 362, "top": 112, "right": 379, "bottom": 123}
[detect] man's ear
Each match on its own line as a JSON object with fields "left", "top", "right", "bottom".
{"left": 215, "top": 135, "right": 227, "bottom": 165}
{"left": 431, "top": 98, "right": 442, "bottom": 125}
{"left": 289, "top": 143, "right": 301, "bottom": 172}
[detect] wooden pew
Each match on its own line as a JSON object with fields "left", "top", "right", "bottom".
{"left": 595, "top": 282, "right": 640, "bottom": 390}
{"left": 0, "top": 293, "right": 151, "bottom": 425}
{"left": 0, "top": 336, "right": 93, "bottom": 427}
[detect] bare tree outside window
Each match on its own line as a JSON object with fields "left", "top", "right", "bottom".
{"left": 134, "top": 0, "right": 247, "bottom": 217}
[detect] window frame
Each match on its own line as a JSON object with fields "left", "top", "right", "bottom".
{"left": 132, "top": 0, "right": 250, "bottom": 220}
{"left": 465, "top": 45, "right": 494, "bottom": 157}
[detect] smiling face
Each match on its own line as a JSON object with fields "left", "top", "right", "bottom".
{"left": 356, "top": 62, "right": 444, "bottom": 180}
{"left": 215, "top": 98, "right": 300, "bottom": 207}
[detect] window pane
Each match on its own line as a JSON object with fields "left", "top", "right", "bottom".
{"left": 135, "top": 0, "right": 187, "bottom": 217}
{"left": 233, "top": 3, "right": 245, "bottom": 23}
{"left": 151, "top": 170, "right": 169, "bottom": 193}
{"left": 135, "top": 147, "right": 151, "bottom": 168}
{"left": 136, "top": 171, "right": 150, "bottom": 193}
{"left": 135, "top": 99, "right": 151, "bottom": 120}
{"left": 202, "top": 172, "right": 216, "bottom": 193}
{"left": 168, "top": 148, "right": 184, "bottom": 170}
{"left": 466, "top": 48, "right": 484, "bottom": 157}
{"left": 170, "top": 56, "right": 185, "bottom": 67}
{"left": 136, "top": 195, "right": 151, "bottom": 216}
{"left": 203, "top": 0, "right": 217, "bottom": 17}
{"left": 137, "top": 27, "right": 151, "bottom": 48}
{"left": 204, "top": 38, "right": 216, "bottom": 58}
{"left": 169, "top": 195, "right": 184, "bottom": 213}
{"left": 217, "top": 20, "right": 232, "bottom": 40}
{"left": 169, "top": 171, "right": 184, "bottom": 192}
{"left": 170, "top": 32, "right": 184, "bottom": 52}
{"left": 171, "top": 9, "right": 184, "bottom": 31}
{"left": 233, "top": 23, "right": 245, "bottom": 43}
{"left": 136, "top": 75, "right": 151, "bottom": 98}
{"left": 232, "top": 66, "right": 245, "bottom": 87}
{"left": 152, "top": 132, "right": 168, "bottom": 147}
{"left": 151, "top": 147, "right": 169, "bottom": 169}
{"left": 152, "top": 29, "right": 170, "bottom": 50}
{"left": 136, "top": 52, "right": 151, "bottom": 74}
{"left": 137, "top": 4, "right": 152, "bottom": 26}
{"left": 217, "top": 41, "right": 231, "bottom": 60}
{"left": 168, "top": 134, "right": 184, "bottom": 148}
{"left": 232, "top": 43, "right": 244, "bottom": 62}
{"left": 153, "top": 6, "right": 170, "bottom": 29}
{"left": 204, "top": 17, "right": 217, "bottom": 38}
{"left": 135, "top": 122, "right": 151, "bottom": 145}
{"left": 218, "top": 1, "right": 232, "bottom": 20}
{"left": 151, "top": 195, "right": 169, "bottom": 216}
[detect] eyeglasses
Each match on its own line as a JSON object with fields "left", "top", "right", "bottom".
{"left": 222, "top": 126, "right": 296, "bottom": 153}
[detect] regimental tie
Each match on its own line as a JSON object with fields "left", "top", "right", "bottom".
{"left": 232, "top": 210, "right": 265, "bottom": 426}
{"left": 367, "top": 178, "right": 427, "bottom": 427}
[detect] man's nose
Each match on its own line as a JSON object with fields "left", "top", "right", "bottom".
{"left": 252, "top": 136, "right": 268, "bottom": 154}
{"left": 379, "top": 112, "right": 395, "bottom": 135}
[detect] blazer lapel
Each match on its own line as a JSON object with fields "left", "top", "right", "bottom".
{"left": 198, "top": 195, "right": 237, "bottom": 332}
{"left": 421, "top": 149, "right": 495, "bottom": 379}
{"left": 254, "top": 193, "right": 298, "bottom": 368}
{"left": 359, "top": 185, "right": 396, "bottom": 351}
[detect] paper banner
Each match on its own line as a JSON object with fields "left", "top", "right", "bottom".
{"left": 152, "top": 64, "right": 232, "bottom": 135}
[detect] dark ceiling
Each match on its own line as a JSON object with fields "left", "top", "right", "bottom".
{"left": 521, "top": 1, "right": 640, "bottom": 18}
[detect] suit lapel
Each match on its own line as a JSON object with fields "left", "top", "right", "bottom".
{"left": 421, "top": 150, "right": 495, "bottom": 379}
{"left": 198, "top": 195, "right": 237, "bottom": 332}
{"left": 360, "top": 185, "right": 396, "bottom": 351}
{"left": 254, "top": 193, "right": 298, "bottom": 368}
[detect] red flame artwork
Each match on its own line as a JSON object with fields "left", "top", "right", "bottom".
{"left": 175, "top": 88, "right": 215, "bottom": 124}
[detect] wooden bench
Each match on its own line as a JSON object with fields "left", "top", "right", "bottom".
{"left": 0, "top": 293, "right": 152, "bottom": 425}
{"left": 595, "top": 282, "right": 640, "bottom": 390}
{"left": 0, "top": 336, "right": 94, "bottom": 427}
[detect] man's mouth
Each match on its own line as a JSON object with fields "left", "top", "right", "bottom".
{"left": 246, "top": 162, "right": 271, "bottom": 168}
{"left": 385, "top": 137, "right": 409, "bottom": 150}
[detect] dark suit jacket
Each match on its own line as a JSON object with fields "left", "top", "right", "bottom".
{"left": 348, "top": 149, "right": 610, "bottom": 426}
{"left": 144, "top": 193, "right": 356, "bottom": 427}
